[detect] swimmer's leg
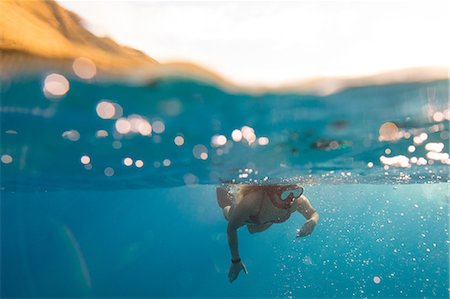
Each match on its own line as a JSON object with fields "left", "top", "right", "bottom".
{"left": 247, "top": 223, "right": 272, "bottom": 234}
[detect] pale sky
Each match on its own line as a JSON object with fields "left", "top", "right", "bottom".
{"left": 59, "top": 0, "right": 449, "bottom": 86}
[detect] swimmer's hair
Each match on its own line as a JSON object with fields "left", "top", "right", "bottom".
{"left": 237, "top": 184, "right": 280, "bottom": 199}
{"left": 237, "top": 184, "right": 261, "bottom": 199}
{"left": 237, "top": 183, "right": 303, "bottom": 199}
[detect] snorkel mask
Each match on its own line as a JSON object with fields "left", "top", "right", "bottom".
{"left": 281, "top": 186, "right": 304, "bottom": 201}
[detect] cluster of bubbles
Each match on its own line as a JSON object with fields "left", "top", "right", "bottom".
{"left": 237, "top": 168, "right": 259, "bottom": 179}
{"left": 4, "top": 57, "right": 448, "bottom": 187}
{"left": 42, "top": 57, "right": 96, "bottom": 99}
{"left": 0, "top": 65, "right": 79, "bottom": 174}
{"left": 377, "top": 112, "right": 449, "bottom": 171}
{"left": 95, "top": 100, "right": 157, "bottom": 137}
{"left": 43, "top": 73, "right": 70, "bottom": 98}
{"left": 79, "top": 154, "right": 146, "bottom": 174}
{"left": 185, "top": 127, "right": 270, "bottom": 164}
{"left": 39, "top": 60, "right": 271, "bottom": 182}
{"left": 229, "top": 126, "right": 270, "bottom": 146}
{"left": 114, "top": 116, "right": 154, "bottom": 136}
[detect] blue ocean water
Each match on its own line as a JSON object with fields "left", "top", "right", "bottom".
{"left": 1, "top": 74, "right": 449, "bottom": 298}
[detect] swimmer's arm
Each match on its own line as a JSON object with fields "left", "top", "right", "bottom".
{"left": 227, "top": 223, "right": 240, "bottom": 261}
{"left": 226, "top": 203, "right": 249, "bottom": 261}
{"left": 227, "top": 218, "right": 249, "bottom": 282}
{"left": 297, "top": 195, "right": 319, "bottom": 222}
{"left": 227, "top": 216, "right": 249, "bottom": 282}
{"left": 295, "top": 195, "right": 319, "bottom": 237}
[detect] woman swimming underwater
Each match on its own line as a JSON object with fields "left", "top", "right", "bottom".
{"left": 217, "top": 184, "right": 319, "bottom": 283}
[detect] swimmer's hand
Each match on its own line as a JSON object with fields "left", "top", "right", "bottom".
{"left": 228, "top": 260, "right": 248, "bottom": 283}
{"left": 296, "top": 219, "right": 317, "bottom": 238}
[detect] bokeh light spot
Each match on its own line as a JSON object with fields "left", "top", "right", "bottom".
{"left": 413, "top": 133, "right": 428, "bottom": 145}
{"left": 231, "top": 129, "right": 243, "bottom": 142}
{"left": 1, "top": 154, "right": 13, "bottom": 164}
{"left": 425, "top": 142, "right": 444, "bottom": 153}
{"left": 380, "top": 155, "right": 410, "bottom": 168}
{"left": 258, "top": 137, "right": 269, "bottom": 146}
{"left": 184, "top": 173, "right": 198, "bottom": 185}
{"left": 96, "top": 130, "right": 108, "bottom": 138}
{"left": 112, "top": 140, "right": 122, "bottom": 149}
{"left": 135, "top": 160, "right": 144, "bottom": 168}
{"left": 378, "top": 122, "right": 399, "bottom": 141}
{"left": 160, "top": 99, "right": 182, "bottom": 116}
{"left": 96, "top": 101, "right": 116, "bottom": 119}
{"left": 124, "top": 157, "right": 133, "bottom": 166}
{"left": 62, "top": 130, "right": 80, "bottom": 141}
{"left": 72, "top": 57, "right": 97, "bottom": 79}
{"left": 211, "top": 135, "right": 227, "bottom": 147}
{"left": 138, "top": 121, "right": 152, "bottom": 136}
{"left": 152, "top": 120, "right": 165, "bottom": 134}
{"left": 433, "top": 111, "right": 444, "bottom": 122}
{"left": 426, "top": 151, "right": 449, "bottom": 161}
{"left": 115, "top": 118, "right": 131, "bottom": 134}
{"left": 193, "top": 144, "right": 208, "bottom": 159}
{"left": 417, "top": 157, "right": 427, "bottom": 165}
{"left": 241, "top": 126, "right": 256, "bottom": 144}
{"left": 174, "top": 136, "right": 185, "bottom": 146}
{"left": 44, "top": 73, "right": 69, "bottom": 97}
{"left": 80, "top": 155, "right": 90, "bottom": 165}
{"left": 104, "top": 167, "right": 114, "bottom": 177}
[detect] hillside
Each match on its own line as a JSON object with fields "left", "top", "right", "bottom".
{"left": 0, "top": 0, "right": 233, "bottom": 87}
{"left": 0, "top": 0, "right": 160, "bottom": 70}
{"left": 0, "top": 0, "right": 446, "bottom": 94}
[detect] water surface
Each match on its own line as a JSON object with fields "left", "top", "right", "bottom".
{"left": 1, "top": 74, "right": 449, "bottom": 298}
